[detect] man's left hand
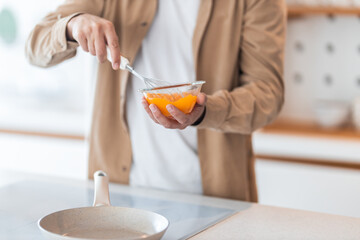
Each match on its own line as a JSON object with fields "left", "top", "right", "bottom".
{"left": 142, "top": 93, "right": 207, "bottom": 130}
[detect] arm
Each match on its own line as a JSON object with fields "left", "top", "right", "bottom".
{"left": 25, "top": 0, "right": 104, "bottom": 68}
{"left": 198, "top": 0, "right": 286, "bottom": 134}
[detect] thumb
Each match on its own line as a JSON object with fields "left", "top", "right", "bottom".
{"left": 196, "top": 93, "right": 207, "bottom": 106}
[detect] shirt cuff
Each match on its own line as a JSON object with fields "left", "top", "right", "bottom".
{"left": 51, "top": 12, "right": 82, "bottom": 53}
{"left": 196, "top": 92, "right": 228, "bottom": 130}
{"left": 191, "top": 107, "right": 206, "bottom": 126}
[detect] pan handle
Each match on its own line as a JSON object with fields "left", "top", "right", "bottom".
{"left": 93, "top": 171, "right": 111, "bottom": 207}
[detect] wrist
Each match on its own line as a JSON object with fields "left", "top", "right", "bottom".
{"left": 66, "top": 14, "right": 83, "bottom": 41}
{"left": 191, "top": 106, "right": 206, "bottom": 126}
{"left": 66, "top": 20, "right": 74, "bottom": 41}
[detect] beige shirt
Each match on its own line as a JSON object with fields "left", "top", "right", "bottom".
{"left": 26, "top": 0, "right": 286, "bottom": 201}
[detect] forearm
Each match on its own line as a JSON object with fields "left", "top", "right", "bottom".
{"left": 25, "top": 0, "right": 104, "bottom": 68}
{"left": 198, "top": 81, "right": 284, "bottom": 134}
{"left": 26, "top": 13, "right": 81, "bottom": 67}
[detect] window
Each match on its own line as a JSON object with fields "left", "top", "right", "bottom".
{"left": 0, "top": 0, "right": 94, "bottom": 137}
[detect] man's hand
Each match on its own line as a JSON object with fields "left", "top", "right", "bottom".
{"left": 66, "top": 13, "right": 120, "bottom": 70}
{"left": 142, "top": 93, "right": 207, "bottom": 130}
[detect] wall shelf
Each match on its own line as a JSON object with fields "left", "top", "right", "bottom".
{"left": 260, "top": 120, "right": 360, "bottom": 141}
{"left": 287, "top": 6, "right": 360, "bottom": 18}
{"left": 256, "top": 120, "right": 360, "bottom": 170}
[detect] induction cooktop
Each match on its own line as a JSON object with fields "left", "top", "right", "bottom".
{"left": 0, "top": 180, "right": 236, "bottom": 240}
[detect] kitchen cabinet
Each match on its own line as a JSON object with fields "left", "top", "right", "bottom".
{"left": 0, "top": 133, "right": 87, "bottom": 179}
{"left": 254, "top": 127, "right": 360, "bottom": 218}
{"left": 256, "top": 159, "right": 360, "bottom": 218}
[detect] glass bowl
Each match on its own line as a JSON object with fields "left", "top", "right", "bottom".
{"left": 139, "top": 81, "right": 205, "bottom": 118}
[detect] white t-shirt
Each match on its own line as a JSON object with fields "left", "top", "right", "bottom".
{"left": 126, "top": 0, "right": 202, "bottom": 194}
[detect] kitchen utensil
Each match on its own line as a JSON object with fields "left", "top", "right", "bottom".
{"left": 140, "top": 81, "right": 205, "bottom": 117}
{"left": 106, "top": 48, "right": 172, "bottom": 89}
{"left": 312, "top": 99, "right": 350, "bottom": 129}
{"left": 38, "top": 171, "right": 169, "bottom": 240}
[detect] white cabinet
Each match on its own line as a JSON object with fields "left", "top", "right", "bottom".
{"left": 256, "top": 159, "right": 360, "bottom": 218}
{"left": 0, "top": 133, "right": 87, "bottom": 180}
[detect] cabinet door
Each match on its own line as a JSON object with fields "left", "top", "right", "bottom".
{"left": 0, "top": 133, "right": 87, "bottom": 179}
{"left": 256, "top": 159, "right": 360, "bottom": 218}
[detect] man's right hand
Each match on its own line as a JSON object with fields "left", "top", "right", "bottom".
{"left": 66, "top": 13, "right": 120, "bottom": 70}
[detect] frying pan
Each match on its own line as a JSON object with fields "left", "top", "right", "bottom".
{"left": 38, "top": 171, "right": 169, "bottom": 240}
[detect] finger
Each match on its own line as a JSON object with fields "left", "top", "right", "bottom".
{"left": 166, "top": 104, "right": 189, "bottom": 125}
{"left": 104, "top": 22, "right": 120, "bottom": 69}
{"left": 142, "top": 98, "right": 159, "bottom": 124}
{"left": 88, "top": 36, "right": 96, "bottom": 56}
{"left": 94, "top": 34, "right": 106, "bottom": 63}
{"left": 150, "top": 104, "right": 179, "bottom": 129}
{"left": 189, "top": 105, "right": 206, "bottom": 123}
{"left": 193, "top": 105, "right": 205, "bottom": 115}
{"left": 196, "top": 93, "right": 207, "bottom": 106}
{"left": 75, "top": 32, "right": 89, "bottom": 52}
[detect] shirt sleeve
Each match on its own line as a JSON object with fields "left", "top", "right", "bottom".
{"left": 25, "top": 0, "right": 104, "bottom": 68}
{"left": 198, "top": 0, "right": 286, "bottom": 134}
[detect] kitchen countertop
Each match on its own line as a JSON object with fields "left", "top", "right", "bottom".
{"left": 1, "top": 170, "right": 360, "bottom": 240}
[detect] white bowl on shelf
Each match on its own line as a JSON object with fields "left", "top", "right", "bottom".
{"left": 312, "top": 100, "right": 350, "bottom": 129}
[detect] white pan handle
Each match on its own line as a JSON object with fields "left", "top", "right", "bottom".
{"left": 106, "top": 47, "right": 130, "bottom": 70}
{"left": 93, "top": 171, "right": 111, "bottom": 207}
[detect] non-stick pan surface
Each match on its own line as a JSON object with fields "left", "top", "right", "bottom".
{"left": 38, "top": 171, "right": 169, "bottom": 240}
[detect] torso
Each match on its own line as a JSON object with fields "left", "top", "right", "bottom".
{"left": 125, "top": 0, "right": 202, "bottom": 193}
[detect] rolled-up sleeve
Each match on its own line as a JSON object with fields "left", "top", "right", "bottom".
{"left": 25, "top": 0, "right": 104, "bottom": 68}
{"left": 198, "top": 0, "right": 286, "bottom": 134}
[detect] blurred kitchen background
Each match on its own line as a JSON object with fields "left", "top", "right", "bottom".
{"left": 1, "top": 0, "right": 360, "bottom": 219}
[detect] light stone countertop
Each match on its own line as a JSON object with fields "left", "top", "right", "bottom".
{"left": 1, "top": 170, "right": 360, "bottom": 240}
{"left": 192, "top": 204, "right": 360, "bottom": 240}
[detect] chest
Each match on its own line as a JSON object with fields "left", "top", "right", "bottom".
{"left": 102, "top": 0, "right": 245, "bottom": 91}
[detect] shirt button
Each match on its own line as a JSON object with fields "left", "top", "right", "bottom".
{"left": 141, "top": 22, "right": 148, "bottom": 27}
